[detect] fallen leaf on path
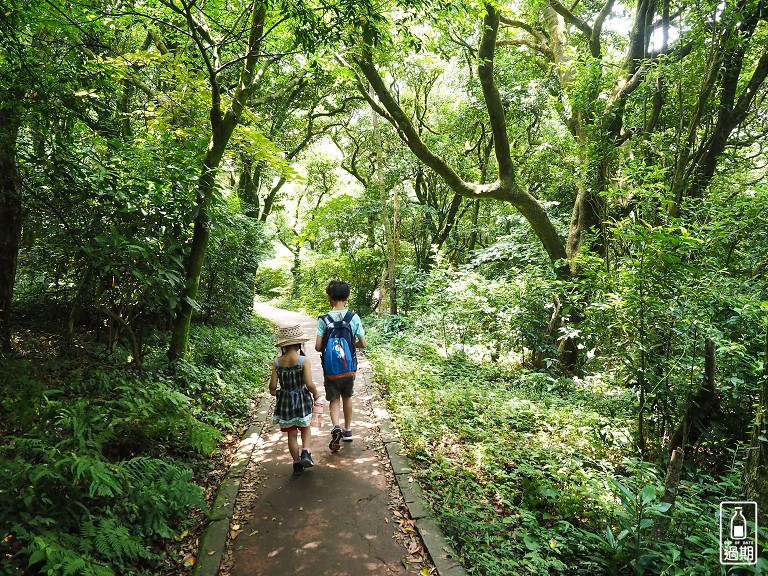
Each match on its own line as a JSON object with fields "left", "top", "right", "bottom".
{"left": 406, "top": 553, "right": 424, "bottom": 563}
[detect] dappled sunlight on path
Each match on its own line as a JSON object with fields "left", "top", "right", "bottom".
{"left": 227, "top": 302, "right": 421, "bottom": 575}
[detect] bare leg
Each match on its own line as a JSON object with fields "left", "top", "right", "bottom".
{"left": 329, "top": 397, "right": 341, "bottom": 428}
{"left": 342, "top": 396, "right": 353, "bottom": 430}
{"left": 328, "top": 398, "right": 343, "bottom": 451}
{"left": 287, "top": 429, "right": 300, "bottom": 462}
{"left": 300, "top": 425, "right": 312, "bottom": 452}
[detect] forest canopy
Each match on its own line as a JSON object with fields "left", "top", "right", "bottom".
{"left": 1, "top": 0, "right": 767, "bottom": 573}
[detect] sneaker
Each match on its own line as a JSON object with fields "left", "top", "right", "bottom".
{"left": 329, "top": 426, "right": 342, "bottom": 452}
{"left": 293, "top": 462, "right": 304, "bottom": 476}
{"left": 300, "top": 449, "right": 314, "bottom": 468}
{"left": 342, "top": 429, "right": 353, "bottom": 442}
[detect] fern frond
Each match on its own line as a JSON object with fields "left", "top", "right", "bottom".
{"left": 22, "top": 531, "right": 116, "bottom": 576}
{"left": 61, "top": 555, "right": 87, "bottom": 576}
{"left": 69, "top": 455, "right": 124, "bottom": 498}
{"left": 188, "top": 420, "right": 223, "bottom": 455}
{"left": 92, "top": 518, "right": 151, "bottom": 562}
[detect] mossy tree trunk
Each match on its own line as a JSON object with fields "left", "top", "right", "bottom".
{"left": 168, "top": 4, "right": 267, "bottom": 360}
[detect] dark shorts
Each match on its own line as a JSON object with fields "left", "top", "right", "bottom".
{"left": 324, "top": 376, "right": 355, "bottom": 402}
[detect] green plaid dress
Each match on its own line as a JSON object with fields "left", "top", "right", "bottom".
{"left": 272, "top": 356, "right": 313, "bottom": 430}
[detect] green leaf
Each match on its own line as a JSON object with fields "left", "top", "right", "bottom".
{"left": 523, "top": 535, "right": 539, "bottom": 551}
{"left": 640, "top": 484, "right": 656, "bottom": 504}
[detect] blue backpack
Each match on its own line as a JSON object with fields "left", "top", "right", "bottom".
{"left": 320, "top": 311, "right": 357, "bottom": 380}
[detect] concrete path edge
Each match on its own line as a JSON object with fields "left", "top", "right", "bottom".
{"left": 191, "top": 393, "right": 271, "bottom": 576}
{"left": 370, "top": 394, "right": 467, "bottom": 576}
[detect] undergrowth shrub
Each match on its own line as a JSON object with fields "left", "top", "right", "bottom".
{"left": 199, "top": 208, "right": 270, "bottom": 327}
{"left": 0, "top": 318, "right": 273, "bottom": 575}
{"left": 401, "top": 264, "right": 555, "bottom": 365}
{"left": 366, "top": 326, "right": 752, "bottom": 575}
{"left": 287, "top": 249, "right": 383, "bottom": 315}
{"left": 253, "top": 264, "right": 292, "bottom": 299}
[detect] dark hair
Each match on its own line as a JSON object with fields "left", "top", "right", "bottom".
{"left": 280, "top": 343, "right": 305, "bottom": 355}
{"left": 326, "top": 280, "right": 350, "bottom": 303}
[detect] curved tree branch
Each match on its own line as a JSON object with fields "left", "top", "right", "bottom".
{"left": 496, "top": 38, "right": 553, "bottom": 60}
{"left": 590, "top": 0, "right": 616, "bottom": 56}
{"left": 351, "top": 15, "right": 567, "bottom": 265}
{"left": 548, "top": 0, "right": 592, "bottom": 37}
{"left": 354, "top": 49, "right": 491, "bottom": 199}
{"left": 499, "top": 16, "right": 548, "bottom": 46}
{"left": 478, "top": 4, "right": 515, "bottom": 184}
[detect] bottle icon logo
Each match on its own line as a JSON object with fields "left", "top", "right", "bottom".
{"left": 730, "top": 506, "right": 747, "bottom": 539}
{"left": 720, "top": 501, "right": 758, "bottom": 565}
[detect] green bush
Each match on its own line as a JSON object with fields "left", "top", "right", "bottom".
{"left": 366, "top": 322, "right": 744, "bottom": 575}
{"left": 0, "top": 319, "right": 274, "bottom": 575}
{"left": 253, "top": 264, "right": 292, "bottom": 298}
{"left": 199, "top": 203, "right": 271, "bottom": 326}
{"left": 288, "top": 248, "right": 384, "bottom": 315}
{"left": 0, "top": 372, "right": 209, "bottom": 574}
{"left": 399, "top": 264, "right": 555, "bottom": 365}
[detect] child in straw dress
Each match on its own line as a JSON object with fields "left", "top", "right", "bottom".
{"left": 269, "top": 324, "right": 320, "bottom": 476}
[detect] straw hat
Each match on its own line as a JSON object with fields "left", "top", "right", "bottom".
{"left": 275, "top": 323, "right": 311, "bottom": 347}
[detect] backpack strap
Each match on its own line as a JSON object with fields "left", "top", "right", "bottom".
{"left": 319, "top": 314, "right": 333, "bottom": 355}
{"left": 342, "top": 310, "right": 356, "bottom": 344}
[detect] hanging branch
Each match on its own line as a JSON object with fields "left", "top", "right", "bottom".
{"left": 350, "top": 8, "right": 568, "bottom": 267}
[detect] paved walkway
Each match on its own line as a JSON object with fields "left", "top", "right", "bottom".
{"left": 216, "top": 303, "right": 445, "bottom": 576}
{"left": 225, "top": 305, "right": 418, "bottom": 576}
{"left": 192, "top": 303, "right": 465, "bottom": 576}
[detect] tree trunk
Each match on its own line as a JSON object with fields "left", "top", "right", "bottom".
{"left": 653, "top": 339, "right": 721, "bottom": 538}
{"left": 168, "top": 4, "right": 266, "bottom": 360}
{"left": 650, "top": 448, "right": 684, "bottom": 540}
{"left": 371, "top": 82, "right": 397, "bottom": 315}
{"left": 390, "top": 183, "right": 399, "bottom": 315}
{"left": 667, "top": 339, "right": 721, "bottom": 455}
{"left": 168, "top": 157, "right": 220, "bottom": 360}
{"left": 742, "top": 329, "right": 768, "bottom": 524}
{"left": 237, "top": 154, "right": 259, "bottom": 219}
{"left": 0, "top": 96, "right": 23, "bottom": 353}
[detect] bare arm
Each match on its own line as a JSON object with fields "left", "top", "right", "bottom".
{"left": 356, "top": 336, "right": 367, "bottom": 349}
{"left": 314, "top": 335, "right": 323, "bottom": 352}
{"left": 268, "top": 363, "right": 277, "bottom": 396}
{"left": 302, "top": 357, "right": 319, "bottom": 400}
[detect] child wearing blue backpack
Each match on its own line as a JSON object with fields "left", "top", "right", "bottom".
{"left": 315, "top": 280, "right": 366, "bottom": 452}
